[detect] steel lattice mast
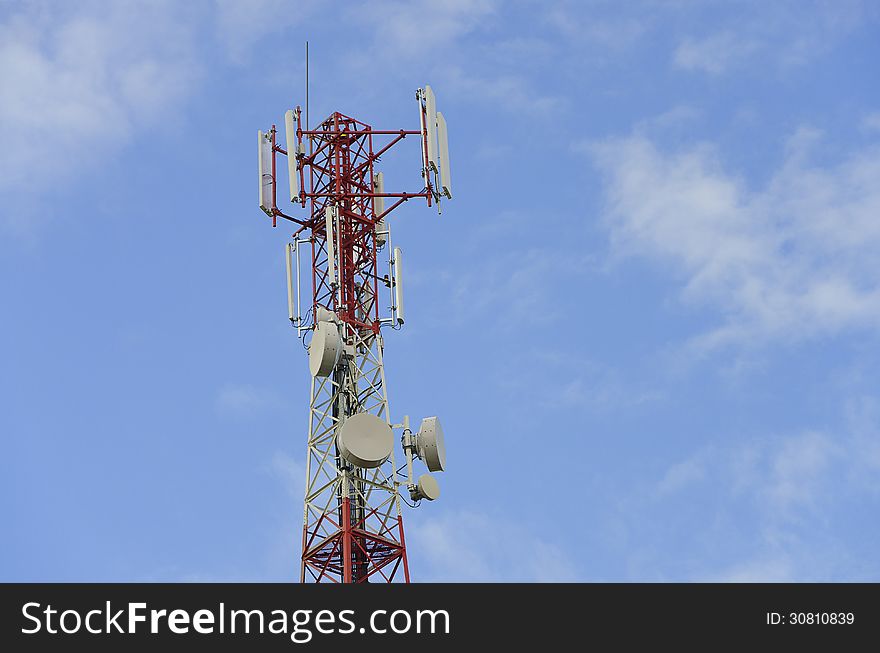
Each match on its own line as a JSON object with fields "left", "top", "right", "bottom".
{"left": 257, "top": 86, "right": 452, "bottom": 583}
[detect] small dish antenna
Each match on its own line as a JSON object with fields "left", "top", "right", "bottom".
{"left": 337, "top": 413, "right": 394, "bottom": 469}
{"left": 414, "top": 473, "right": 440, "bottom": 501}
{"left": 308, "top": 321, "right": 341, "bottom": 377}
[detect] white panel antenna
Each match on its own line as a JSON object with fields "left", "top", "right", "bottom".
{"left": 284, "top": 110, "right": 300, "bottom": 202}
{"left": 424, "top": 85, "right": 438, "bottom": 174}
{"left": 373, "top": 171, "right": 387, "bottom": 248}
{"left": 258, "top": 130, "right": 273, "bottom": 215}
{"left": 325, "top": 205, "right": 337, "bottom": 287}
{"left": 393, "top": 246, "right": 405, "bottom": 325}
{"left": 285, "top": 242, "right": 296, "bottom": 322}
{"left": 436, "top": 111, "right": 452, "bottom": 199}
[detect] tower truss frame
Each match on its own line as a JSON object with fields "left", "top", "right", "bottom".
{"left": 262, "top": 105, "right": 434, "bottom": 583}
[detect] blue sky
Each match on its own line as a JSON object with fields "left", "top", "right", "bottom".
{"left": 2, "top": 0, "right": 880, "bottom": 582}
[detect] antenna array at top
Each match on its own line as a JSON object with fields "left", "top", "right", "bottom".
{"left": 418, "top": 86, "right": 453, "bottom": 210}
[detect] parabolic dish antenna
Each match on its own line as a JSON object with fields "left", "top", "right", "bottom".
{"left": 309, "top": 321, "right": 341, "bottom": 377}
{"left": 337, "top": 413, "right": 394, "bottom": 469}
{"left": 417, "top": 416, "right": 446, "bottom": 472}
{"left": 416, "top": 473, "right": 440, "bottom": 501}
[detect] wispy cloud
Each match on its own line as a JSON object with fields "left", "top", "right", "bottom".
{"left": 543, "top": 4, "right": 647, "bottom": 53}
{"left": 587, "top": 127, "right": 880, "bottom": 348}
{"left": 704, "top": 557, "right": 794, "bottom": 583}
{"left": 344, "top": 0, "right": 562, "bottom": 116}
{"left": 357, "top": 0, "right": 496, "bottom": 59}
{"left": 671, "top": 1, "right": 869, "bottom": 74}
{"left": 269, "top": 450, "right": 307, "bottom": 500}
{"left": 407, "top": 509, "right": 578, "bottom": 581}
{"left": 0, "top": 1, "right": 200, "bottom": 227}
{"left": 634, "top": 409, "right": 880, "bottom": 580}
{"left": 863, "top": 112, "right": 880, "bottom": 132}
{"left": 215, "top": 383, "right": 280, "bottom": 417}
{"left": 673, "top": 31, "right": 760, "bottom": 75}
{"left": 213, "top": 0, "right": 316, "bottom": 64}
{"left": 765, "top": 432, "right": 840, "bottom": 514}
{"left": 440, "top": 65, "right": 566, "bottom": 116}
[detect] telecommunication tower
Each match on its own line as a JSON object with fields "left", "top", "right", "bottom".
{"left": 256, "top": 76, "right": 453, "bottom": 583}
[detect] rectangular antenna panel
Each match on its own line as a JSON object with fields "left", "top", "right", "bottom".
{"left": 393, "top": 246, "right": 405, "bottom": 325}
{"left": 436, "top": 111, "right": 452, "bottom": 199}
{"left": 373, "top": 171, "right": 385, "bottom": 217}
{"left": 424, "top": 85, "right": 438, "bottom": 174}
{"left": 284, "top": 110, "right": 299, "bottom": 202}
{"left": 285, "top": 242, "right": 296, "bottom": 322}
{"left": 325, "top": 206, "right": 336, "bottom": 286}
{"left": 258, "top": 130, "right": 273, "bottom": 215}
{"left": 373, "top": 172, "right": 387, "bottom": 247}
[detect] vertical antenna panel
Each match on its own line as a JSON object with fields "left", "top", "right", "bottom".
{"left": 373, "top": 171, "right": 387, "bottom": 247}
{"left": 325, "top": 206, "right": 336, "bottom": 288}
{"left": 436, "top": 111, "right": 452, "bottom": 199}
{"left": 258, "top": 130, "right": 273, "bottom": 215}
{"left": 393, "top": 246, "right": 405, "bottom": 325}
{"left": 294, "top": 238, "right": 303, "bottom": 333}
{"left": 373, "top": 171, "right": 385, "bottom": 217}
{"left": 424, "top": 85, "right": 438, "bottom": 174}
{"left": 285, "top": 242, "right": 296, "bottom": 322}
{"left": 284, "top": 110, "right": 300, "bottom": 202}
{"left": 417, "top": 89, "right": 429, "bottom": 182}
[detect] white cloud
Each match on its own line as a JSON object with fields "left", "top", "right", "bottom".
{"left": 765, "top": 432, "right": 839, "bottom": 513}
{"left": 589, "top": 128, "right": 880, "bottom": 348}
{"left": 542, "top": 366, "right": 664, "bottom": 414}
{"left": 269, "top": 451, "right": 307, "bottom": 500}
{"left": 673, "top": 31, "right": 759, "bottom": 75}
{"left": 440, "top": 65, "right": 566, "bottom": 116}
{"left": 443, "top": 245, "right": 577, "bottom": 327}
{"left": 418, "top": 209, "right": 594, "bottom": 330}
{"left": 863, "top": 112, "right": 880, "bottom": 132}
{"left": 407, "top": 509, "right": 578, "bottom": 581}
{"left": 345, "top": 0, "right": 561, "bottom": 117}
{"left": 213, "top": 0, "right": 316, "bottom": 63}
{"left": 0, "top": 1, "right": 199, "bottom": 225}
{"left": 543, "top": 3, "right": 647, "bottom": 53}
{"left": 657, "top": 454, "right": 708, "bottom": 496}
{"left": 672, "top": 2, "right": 868, "bottom": 75}
{"left": 843, "top": 396, "right": 880, "bottom": 491}
{"left": 215, "top": 383, "right": 278, "bottom": 417}
{"left": 359, "top": 0, "right": 495, "bottom": 59}
{"left": 703, "top": 557, "right": 794, "bottom": 583}
{"left": 643, "top": 412, "right": 880, "bottom": 580}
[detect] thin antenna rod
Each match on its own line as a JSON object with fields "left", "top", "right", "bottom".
{"left": 305, "top": 41, "right": 311, "bottom": 155}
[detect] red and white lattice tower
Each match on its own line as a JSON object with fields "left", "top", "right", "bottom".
{"left": 257, "top": 86, "right": 452, "bottom": 583}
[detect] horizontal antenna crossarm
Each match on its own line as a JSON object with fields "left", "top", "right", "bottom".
{"left": 304, "top": 191, "right": 429, "bottom": 199}
{"left": 352, "top": 133, "right": 408, "bottom": 177}
{"left": 300, "top": 129, "right": 420, "bottom": 136}
{"left": 272, "top": 209, "right": 309, "bottom": 226}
